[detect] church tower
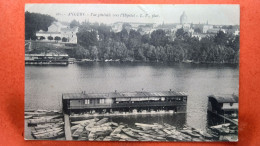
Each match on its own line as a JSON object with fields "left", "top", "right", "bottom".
{"left": 180, "top": 11, "right": 188, "bottom": 24}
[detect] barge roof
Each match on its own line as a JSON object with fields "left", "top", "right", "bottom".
{"left": 208, "top": 94, "right": 238, "bottom": 103}
{"left": 62, "top": 91, "right": 187, "bottom": 100}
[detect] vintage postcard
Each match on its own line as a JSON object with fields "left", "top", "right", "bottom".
{"left": 25, "top": 4, "right": 239, "bottom": 141}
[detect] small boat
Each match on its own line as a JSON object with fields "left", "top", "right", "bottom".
{"left": 33, "top": 128, "right": 62, "bottom": 137}
{"left": 110, "top": 125, "right": 124, "bottom": 136}
{"left": 135, "top": 123, "right": 157, "bottom": 128}
{"left": 25, "top": 111, "right": 61, "bottom": 117}
{"left": 166, "top": 135, "right": 181, "bottom": 141}
{"left": 25, "top": 109, "right": 36, "bottom": 112}
{"left": 137, "top": 131, "right": 166, "bottom": 141}
{"left": 210, "top": 123, "right": 230, "bottom": 129}
{"left": 34, "top": 122, "right": 64, "bottom": 130}
{"left": 89, "top": 126, "right": 112, "bottom": 137}
{"left": 36, "top": 109, "right": 48, "bottom": 113}
{"left": 122, "top": 128, "right": 140, "bottom": 138}
{"left": 71, "top": 124, "right": 83, "bottom": 131}
{"left": 32, "top": 124, "right": 63, "bottom": 133}
{"left": 71, "top": 118, "right": 98, "bottom": 125}
{"left": 180, "top": 129, "right": 201, "bottom": 138}
{"left": 154, "top": 129, "right": 167, "bottom": 136}
{"left": 162, "top": 129, "right": 172, "bottom": 135}
{"left": 77, "top": 130, "right": 89, "bottom": 140}
{"left": 72, "top": 126, "right": 84, "bottom": 138}
{"left": 25, "top": 115, "right": 33, "bottom": 119}
{"left": 28, "top": 118, "right": 63, "bottom": 126}
{"left": 197, "top": 130, "right": 214, "bottom": 139}
{"left": 34, "top": 131, "right": 64, "bottom": 139}
{"left": 192, "top": 138, "right": 202, "bottom": 141}
{"left": 100, "top": 122, "right": 118, "bottom": 127}
{"left": 95, "top": 118, "right": 108, "bottom": 126}
{"left": 222, "top": 135, "right": 238, "bottom": 142}
{"left": 88, "top": 132, "right": 95, "bottom": 141}
{"left": 103, "top": 136, "right": 112, "bottom": 141}
{"left": 85, "top": 121, "right": 96, "bottom": 132}
{"left": 32, "top": 127, "right": 63, "bottom": 136}
{"left": 164, "top": 123, "right": 176, "bottom": 130}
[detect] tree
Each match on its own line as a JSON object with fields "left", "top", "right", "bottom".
{"left": 127, "top": 30, "right": 142, "bottom": 49}
{"left": 90, "top": 46, "right": 99, "bottom": 60}
{"left": 214, "top": 31, "right": 227, "bottom": 45}
{"left": 77, "top": 29, "right": 98, "bottom": 47}
{"left": 48, "top": 36, "right": 53, "bottom": 40}
{"left": 194, "top": 28, "right": 202, "bottom": 33}
{"left": 70, "top": 20, "right": 80, "bottom": 28}
{"left": 25, "top": 11, "right": 56, "bottom": 40}
{"left": 150, "top": 29, "right": 168, "bottom": 47}
{"left": 39, "top": 36, "right": 45, "bottom": 40}
{"left": 62, "top": 37, "right": 68, "bottom": 42}
{"left": 75, "top": 46, "right": 90, "bottom": 59}
{"left": 141, "top": 34, "right": 150, "bottom": 44}
{"left": 175, "top": 28, "right": 189, "bottom": 40}
{"left": 54, "top": 36, "right": 61, "bottom": 42}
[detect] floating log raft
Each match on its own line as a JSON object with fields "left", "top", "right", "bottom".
{"left": 24, "top": 110, "right": 65, "bottom": 140}
{"left": 25, "top": 109, "right": 237, "bottom": 141}
{"left": 68, "top": 117, "right": 227, "bottom": 142}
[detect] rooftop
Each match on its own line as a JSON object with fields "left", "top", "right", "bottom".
{"left": 36, "top": 31, "right": 61, "bottom": 34}
{"left": 62, "top": 91, "right": 187, "bottom": 100}
{"left": 25, "top": 53, "right": 69, "bottom": 57}
{"left": 208, "top": 94, "right": 238, "bottom": 103}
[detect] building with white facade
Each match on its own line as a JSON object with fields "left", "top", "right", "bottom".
{"left": 36, "top": 22, "right": 78, "bottom": 44}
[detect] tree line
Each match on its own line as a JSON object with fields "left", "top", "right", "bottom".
{"left": 25, "top": 12, "right": 56, "bottom": 40}
{"left": 74, "top": 22, "right": 239, "bottom": 63}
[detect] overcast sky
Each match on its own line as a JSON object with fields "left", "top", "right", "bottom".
{"left": 25, "top": 4, "right": 240, "bottom": 25}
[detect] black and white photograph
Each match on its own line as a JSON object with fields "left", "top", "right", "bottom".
{"left": 25, "top": 4, "right": 239, "bottom": 142}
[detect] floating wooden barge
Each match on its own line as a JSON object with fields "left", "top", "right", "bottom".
{"left": 208, "top": 94, "right": 238, "bottom": 116}
{"left": 207, "top": 94, "right": 238, "bottom": 126}
{"left": 25, "top": 54, "right": 69, "bottom": 65}
{"left": 62, "top": 91, "right": 188, "bottom": 114}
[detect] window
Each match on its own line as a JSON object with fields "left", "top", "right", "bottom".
{"left": 85, "top": 99, "right": 90, "bottom": 104}
{"left": 100, "top": 99, "right": 105, "bottom": 104}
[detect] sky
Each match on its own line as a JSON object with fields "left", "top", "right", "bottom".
{"left": 25, "top": 4, "right": 240, "bottom": 25}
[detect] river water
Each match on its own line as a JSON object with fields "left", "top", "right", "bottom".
{"left": 25, "top": 62, "right": 239, "bottom": 131}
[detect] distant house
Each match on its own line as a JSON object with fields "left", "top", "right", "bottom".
{"left": 207, "top": 28, "right": 226, "bottom": 34}
{"left": 202, "top": 25, "right": 214, "bottom": 33}
{"left": 36, "top": 22, "right": 78, "bottom": 44}
{"left": 192, "top": 33, "right": 208, "bottom": 40}
{"left": 111, "top": 22, "right": 155, "bottom": 33}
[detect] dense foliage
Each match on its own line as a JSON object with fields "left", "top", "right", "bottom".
{"left": 25, "top": 12, "right": 56, "bottom": 40}
{"left": 74, "top": 23, "right": 239, "bottom": 63}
